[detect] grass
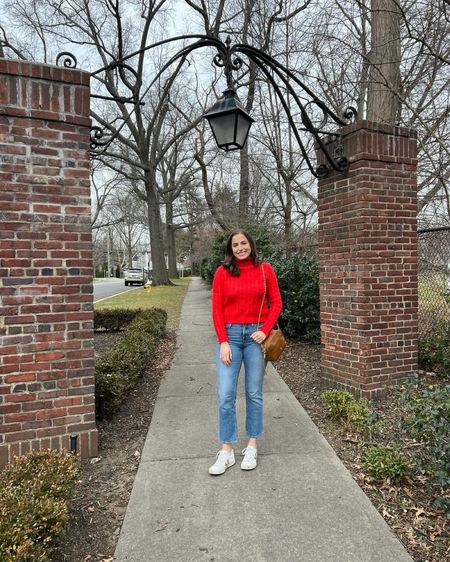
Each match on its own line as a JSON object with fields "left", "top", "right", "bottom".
{"left": 94, "top": 277, "right": 191, "bottom": 330}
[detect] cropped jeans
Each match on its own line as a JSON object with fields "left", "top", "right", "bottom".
{"left": 215, "top": 323, "right": 265, "bottom": 443}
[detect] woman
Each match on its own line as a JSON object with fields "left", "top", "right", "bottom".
{"left": 209, "top": 230, "right": 282, "bottom": 475}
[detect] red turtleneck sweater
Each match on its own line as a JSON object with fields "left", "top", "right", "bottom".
{"left": 212, "top": 258, "right": 282, "bottom": 344}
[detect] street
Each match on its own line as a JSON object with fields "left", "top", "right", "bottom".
{"left": 93, "top": 278, "right": 140, "bottom": 303}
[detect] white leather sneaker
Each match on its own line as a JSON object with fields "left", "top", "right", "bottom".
{"left": 241, "top": 446, "right": 257, "bottom": 470}
{"left": 209, "top": 449, "right": 235, "bottom": 475}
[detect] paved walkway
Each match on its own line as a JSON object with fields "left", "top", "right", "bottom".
{"left": 114, "top": 278, "right": 413, "bottom": 562}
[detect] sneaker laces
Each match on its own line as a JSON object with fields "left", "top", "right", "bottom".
{"left": 242, "top": 447, "right": 257, "bottom": 460}
{"left": 215, "top": 450, "right": 232, "bottom": 463}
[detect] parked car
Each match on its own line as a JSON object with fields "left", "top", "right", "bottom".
{"left": 123, "top": 268, "right": 146, "bottom": 286}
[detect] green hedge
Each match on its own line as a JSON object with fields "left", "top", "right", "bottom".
{"left": 94, "top": 308, "right": 144, "bottom": 331}
{"left": 0, "top": 450, "right": 79, "bottom": 562}
{"left": 321, "top": 389, "right": 377, "bottom": 433}
{"left": 95, "top": 307, "right": 167, "bottom": 416}
{"left": 270, "top": 252, "right": 320, "bottom": 343}
{"left": 363, "top": 445, "right": 411, "bottom": 482}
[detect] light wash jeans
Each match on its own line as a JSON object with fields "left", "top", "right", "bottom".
{"left": 215, "top": 323, "right": 265, "bottom": 443}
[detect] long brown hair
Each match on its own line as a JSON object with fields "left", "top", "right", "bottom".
{"left": 222, "top": 230, "right": 260, "bottom": 276}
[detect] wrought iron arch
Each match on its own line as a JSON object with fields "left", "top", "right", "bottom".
{"left": 57, "top": 34, "right": 357, "bottom": 175}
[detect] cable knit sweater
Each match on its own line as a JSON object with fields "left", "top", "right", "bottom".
{"left": 212, "top": 257, "right": 282, "bottom": 344}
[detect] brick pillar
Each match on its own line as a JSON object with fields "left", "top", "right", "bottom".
{"left": 317, "top": 120, "right": 418, "bottom": 398}
{"left": 0, "top": 59, "right": 97, "bottom": 468}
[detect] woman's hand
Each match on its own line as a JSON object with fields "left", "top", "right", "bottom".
{"left": 220, "top": 342, "right": 232, "bottom": 366}
{"left": 251, "top": 330, "right": 266, "bottom": 344}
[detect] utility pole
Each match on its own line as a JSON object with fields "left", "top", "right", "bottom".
{"left": 107, "top": 228, "right": 111, "bottom": 277}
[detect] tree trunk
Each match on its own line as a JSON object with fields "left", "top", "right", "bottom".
{"left": 165, "top": 202, "right": 178, "bottom": 278}
{"left": 127, "top": 239, "right": 133, "bottom": 267}
{"left": 239, "top": 144, "right": 250, "bottom": 226}
{"left": 145, "top": 174, "right": 171, "bottom": 285}
{"left": 367, "top": 0, "right": 401, "bottom": 124}
{"left": 194, "top": 139, "right": 229, "bottom": 231}
{"left": 284, "top": 180, "right": 293, "bottom": 257}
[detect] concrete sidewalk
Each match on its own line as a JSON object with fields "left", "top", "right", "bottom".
{"left": 114, "top": 278, "right": 413, "bottom": 562}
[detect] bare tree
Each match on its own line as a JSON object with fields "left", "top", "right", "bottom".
{"left": 90, "top": 161, "right": 126, "bottom": 229}
{"left": 158, "top": 128, "right": 207, "bottom": 276}
{"left": 302, "top": 0, "right": 450, "bottom": 226}
{"left": 194, "top": 126, "right": 231, "bottom": 231}
{"left": 1, "top": 0, "right": 203, "bottom": 284}
{"left": 4, "top": 0, "right": 450, "bottom": 247}
{"left": 367, "top": 0, "right": 401, "bottom": 123}
{"left": 184, "top": 0, "right": 313, "bottom": 230}
{"left": 110, "top": 190, "right": 148, "bottom": 267}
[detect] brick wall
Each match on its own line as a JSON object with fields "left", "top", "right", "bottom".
{"left": 317, "top": 120, "right": 418, "bottom": 397}
{"left": 0, "top": 58, "right": 97, "bottom": 468}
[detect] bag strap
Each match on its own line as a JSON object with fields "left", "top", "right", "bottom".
{"left": 257, "top": 262, "right": 266, "bottom": 326}
{"left": 258, "top": 263, "right": 280, "bottom": 331}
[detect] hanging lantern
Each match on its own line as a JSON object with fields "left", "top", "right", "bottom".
{"left": 203, "top": 89, "right": 254, "bottom": 151}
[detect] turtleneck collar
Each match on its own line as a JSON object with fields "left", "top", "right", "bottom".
{"left": 236, "top": 256, "right": 255, "bottom": 269}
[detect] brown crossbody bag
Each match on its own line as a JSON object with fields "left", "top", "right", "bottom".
{"left": 257, "top": 263, "right": 286, "bottom": 362}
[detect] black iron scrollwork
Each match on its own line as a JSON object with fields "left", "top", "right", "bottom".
{"left": 56, "top": 52, "right": 78, "bottom": 68}
{"left": 90, "top": 61, "right": 145, "bottom": 105}
{"left": 89, "top": 34, "right": 356, "bottom": 175}
{"left": 303, "top": 100, "right": 329, "bottom": 131}
{"left": 333, "top": 138, "right": 349, "bottom": 172}
{"left": 212, "top": 36, "right": 243, "bottom": 89}
{"left": 343, "top": 106, "right": 358, "bottom": 122}
{"left": 89, "top": 126, "right": 111, "bottom": 151}
{"left": 315, "top": 164, "right": 330, "bottom": 178}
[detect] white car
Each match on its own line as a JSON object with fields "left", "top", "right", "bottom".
{"left": 124, "top": 268, "right": 146, "bottom": 286}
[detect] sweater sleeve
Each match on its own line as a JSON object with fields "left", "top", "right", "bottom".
{"left": 260, "top": 263, "right": 282, "bottom": 337}
{"left": 212, "top": 266, "right": 228, "bottom": 343}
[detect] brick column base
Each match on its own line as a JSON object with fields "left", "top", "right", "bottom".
{"left": 317, "top": 120, "right": 418, "bottom": 398}
{"left": 0, "top": 59, "right": 97, "bottom": 468}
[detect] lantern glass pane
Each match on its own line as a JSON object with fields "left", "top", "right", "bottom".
{"left": 235, "top": 114, "right": 251, "bottom": 147}
{"left": 209, "top": 114, "right": 237, "bottom": 147}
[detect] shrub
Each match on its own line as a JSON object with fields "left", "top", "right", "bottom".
{"left": 201, "top": 231, "right": 227, "bottom": 283}
{"left": 401, "top": 382, "right": 450, "bottom": 513}
{"left": 94, "top": 308, "right": 143, "bottom": 332}
{"left": 95, "top": 307, "right": 167, "bottom": 415}
{"left": 0, "top": 450, "right": 79, "bottom": 561}
{"left": 199, "top": 257, "right": 209, "bottom": 280}
{"left": 363, "top": 445, "right": 411, "bottom": 482}
{"left": 321, "top": 389, "right": 375, "bottom": 433}
{"left": 270, "top": 252, "right": 320, "bottom": 342}
{"left": 418, "top": 321, "right": 450, "bottom": 379}
{"left": 345, "top": 399, "right": 375, "bottom": 432}
{"left": 321, "top": 389, "right": 356, "bottom": 418}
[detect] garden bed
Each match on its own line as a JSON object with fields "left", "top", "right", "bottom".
{"left": 52, "top": 330, "right": 177, "bottom": 562}
{"left": 276, "top": 340, "right": 449, "bottom": 562}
